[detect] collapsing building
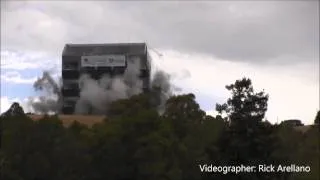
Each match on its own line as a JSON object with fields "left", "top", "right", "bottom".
{"left": 61, "top": 43, "right": 152, "bottom": 114}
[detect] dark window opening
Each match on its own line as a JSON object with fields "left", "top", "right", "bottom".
{"left": 62, "top": 71, "right": 80, "bottom": 79}
{"left": 62, "top": 106, "right": 74, "bottom": 114}
{"left": 62, "top": 89, "right": 79, "bottom": 97}
{"left": 63, "top": 62, "right": 79, "bottom": 70}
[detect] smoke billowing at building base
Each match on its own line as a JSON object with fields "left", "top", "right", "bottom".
{"left": 27, "top": 71, "right": 62, "bottom": 114}
{"left": 28, "top": 69, "right": 176, "bottom": 116}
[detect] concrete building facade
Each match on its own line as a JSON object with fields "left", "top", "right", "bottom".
{"left": 61, "top": 43, "right": 152, "bottom": 114}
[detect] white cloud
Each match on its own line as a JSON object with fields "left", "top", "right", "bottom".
{"left": 1, "top": 71, "right": 37, "bottom": 84}
{"left": 0, "top": 50, "right": 61, "bottom": 86}
{"left": 1, "top": 50, "right": 60, "bottom": 70}
{"left": 1, "top": 1, "right": 317, "bottom": 63}
{"left": 1, "top": 2, "right": 68, "bottom": 53}
{"left": 1, "top": 96, "right": 17, "bottom": 113}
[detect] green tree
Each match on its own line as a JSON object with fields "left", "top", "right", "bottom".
{"left": 0, "top": 103, "right": 33, "bottom": 180}
{"left": 314, "top": 110, "right": 320, "bottom": 125}
{"left": 292, "top": 126, "right": 319, "bottom": 180}
{"left": 161, "top": 93, "right": 226, "bottom": 180}
{"left": 214, "top": 77, "right": 285, "bottom": 180}
{"left": 162, "top": 93, "right": 204, "bottom": 180}
{"left": 274, "top": 122, "right": 319, "bottom": 180}
{"left": 1, "top": 110, "right": 91, "bottom": 180}
{"left": 163, "top": 93, "right": 206, "bottom": 138}
{"left": 90, "top": 94, "right": 169, "bottom": 180}
{"left": 215, "top": 78, "right": 268, "bottom": 124}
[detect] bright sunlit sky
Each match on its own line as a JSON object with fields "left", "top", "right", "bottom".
{"left": 1, "top": 1, "right": 319, "bottom": 124}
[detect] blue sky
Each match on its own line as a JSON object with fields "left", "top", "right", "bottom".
{"left": 1, "top": 1, "right": 319, "bottom": 124}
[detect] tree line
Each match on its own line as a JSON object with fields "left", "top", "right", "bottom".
{"left": 0, "top": 77, "right": 319, "bottom": 180}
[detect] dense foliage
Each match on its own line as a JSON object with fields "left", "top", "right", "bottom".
{"left": 315, "top": 110, "right": 320, "bottom": 125}
{"left": 0, "top": 78, "right": 319, "bottom": 180}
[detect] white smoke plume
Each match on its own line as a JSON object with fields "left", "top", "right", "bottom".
{"left": 150, "top": 71, "right": 172, "bottom": 114}
{"left": 30, "top": 58, "right": 182, "bottom": 115}
{"left": 75, "top": 58, "right": 144, "bottom": 114}
{"left": 28, "top": 71, "right": 62, "bottom": 114}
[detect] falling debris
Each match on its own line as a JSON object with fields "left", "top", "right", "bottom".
{"left": 75, "top": 59, "right": 143, "bottom": 114}
{"left": 150, "top": 71, "right": 173, "bottom": 114}
{"left": 74, "top": 67, "right": 175, "bottom": 115}
{"left": 29, "top": 69, "right": 177, "bottom": 115}
{"left": 28, "top": 71, "right": 62, "bottom": 114}
{"left": 28, "top": 43, "right": 186, "bottom": 115}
